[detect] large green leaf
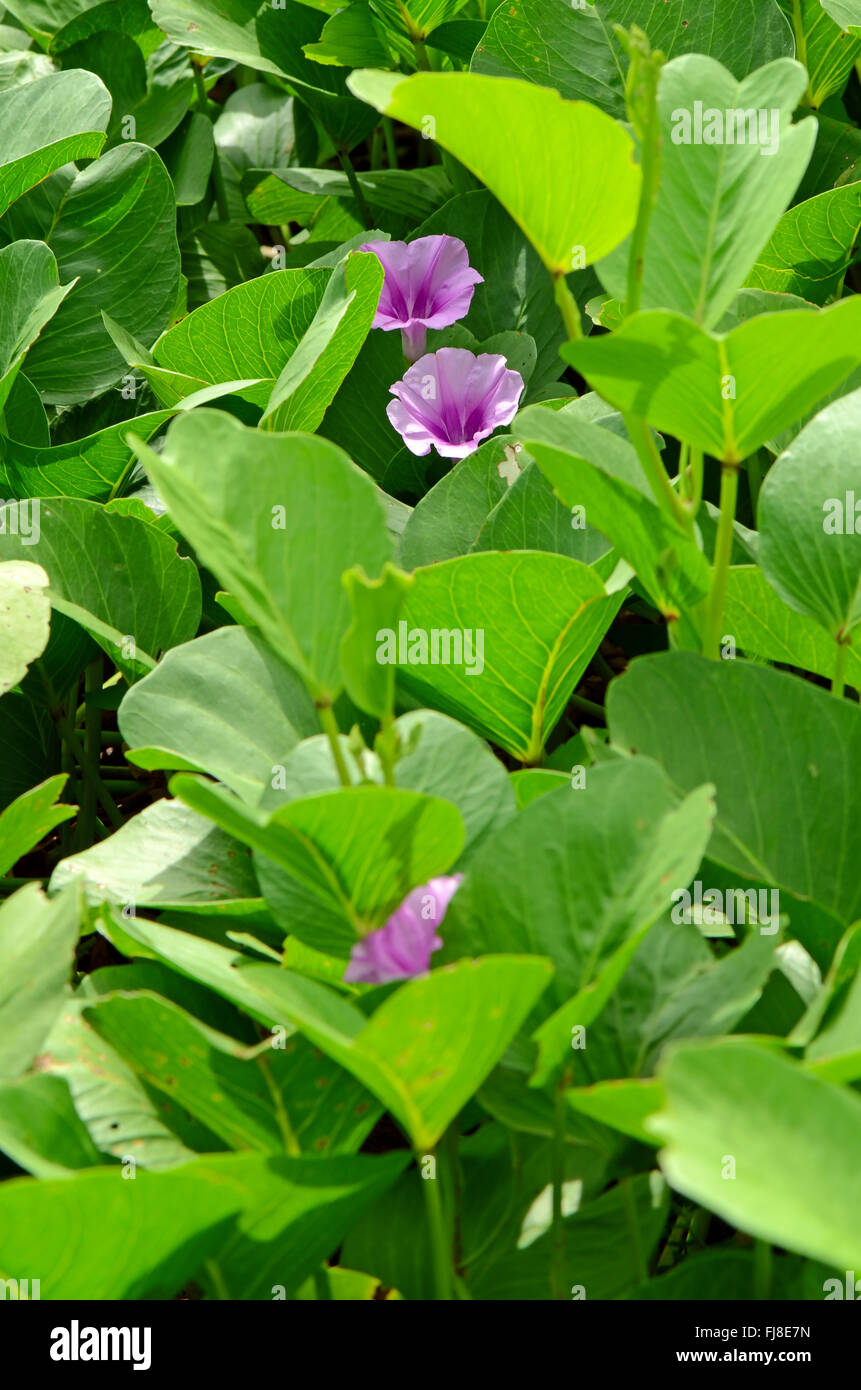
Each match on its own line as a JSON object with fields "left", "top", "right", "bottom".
{"left": 0, "top": 1073, "right": 105, "bottom": 1178}
{"left": 0, "top": 498, "right": 201, "bottom": 683}
{"left": 0, "top": 773, "right": 74, "bottom": 876}
{"left": 239, "top": 954, "right": 554, "bottom": 1150}
{"left": 0, "top": 884, "right": 79, "bottom": 1081}
{"left": 746, "top": 183, "right": 861, "bottom": 304}
{"left": 0, "top": 69, "right": 109, "bottom": 220}
{"left": 781, "top": 0, "right": 861, "bottom": 103}
{"left": 758, "top": 387, "right": 861, "bottom": 642}
{"left": 172, "top": 776, "right": 465, "bottom": 955}
{"left": 348, "top": 69, "right": 641, "bottom": 275}
{"left": 0, "top": 410, "right": 174, "bottom": 503}
{"left": 651, "top": 1039, "right": 861, "bottom": 1270}
{"left": 10, "top": 144, "right": 181, "bottom": 405}
{"left": 0, "top": 1149, "right": 408, "bottom": 1299}
{"left": 724, "top": 565, "right": 861, "bottom": 690}
{"left": 595, "top": 56, "right": 815, "bottom": 327}
{"left": 151, "top": 0, "right": 378, "bottom": 149}
{"left": 516, "top": 404, "right": 711, "bottom": 630}
{"left": 214, "top": 83, "right": 297, "bottom": 222}
{"left": 0, "top": 558, "right": 50, "bottom": 696}
{"left": 0, "top": 241, "right": 74, "bottom": 417}
{"left": 608, "top": 652, "right": 861, "bottom": 930}
{"left": 565, "top": 297, "right": 861, "bottom": 462}
{"left": 394, "top": 550, "right": 623, "bottom": 762}
{"left": 51, "top": 799, "right": 258, "bottom": 909}
{"left": 261, "top": 250, "right": 383, "bottom": 432}
{"left": 119, "top": 626, "right": 319, "bottom": 805}
{"left": 134, "top": 411, "right": 392, "bottom": 702}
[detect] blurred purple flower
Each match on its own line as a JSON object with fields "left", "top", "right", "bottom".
{"left": 359, "top": 235, "right": 483, "bottom": 360}
{"left": 344, "top": 874, "right": 464, "bottom": 986}
{"left": 387, "top": 347, "right": 524, "bottom": 459}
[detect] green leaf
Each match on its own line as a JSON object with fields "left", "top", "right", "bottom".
{"left": 0, "top": 498, "right": 201, "bottom": 684}
{"left": 651, "top": 1039, "right": 861, "bottom": 1270}
{"left": 517, "top": 404, "right": 711, "bottom": 628}
{"left": 348, "top": 69, "right": 641, "bottom": 275}
{"left": 758, "top": 386, "right": 861, "bottom": 641}
{"left": 0, "top": 69, "right": 109, "bottom": 220}
{"left": 151, "top": 0, "right": 378, "bottom": 150}
{"left": 565, "top": 297, "right": 861, "bottom": 462}
{"left": 0, "top": 241, "right": 74, "bottom": 416}
{"left": 565, "top": 1078, "right": 662, "bottom": 1148}
{"left": 394, "top": 550, "right": 623, "bottom": 762}
{"left": 304, "top": 2, "right": 395, "bottom": 68}
{"left": 781, "top": 0, "right": 861, "bottom": 104}
{"left": 594, "top": 57, "right": 815, "bottom": 327}
{"left": 134, "top": 411, "right": 392, "bottom": 702}
{"left": 118, "top": 626, "right": 319, "bottom": 805}
{"left": 0, "top": 773, "right": 74, "bottom": 876}
{"left": 608, "top": 652, "right": 861, "bottom": 931}
{"left": 821, "top": 0, "right": 861, "bottom": 34}
{"left": 0, "top": 1073, "right": 105, "bottom": 1178}
{"left": 746, "top": 183, "right": 861, "bottom": 304}
{"left": 172, "top": 776, "right": 465, "bottom": 955}
{"left": 261, "top": 250, "right": 383, "bottom": 432}
{"left": 160, "top": 110, "right": 214, "bottom": 207}
{"left": 11, "top": 144, "right": 180, "bottom": 405}
{"left": 0, "top": 884, "right": 79, "bottom": 1081}
{"left": 0, "top": 410, "right": 174, "bottom": 504}
{"left": 213, "top": 83, "right": 297, "bottom": 223}
{"left": 51, "top": 799, "right": 258, "bottom": 909}
{"left": 723, "top": 566, "right": 861, "bottom": 691}
{"left": 595, "top": 0, "right": 794, "bottom": 77}
{"left": 0, "top": 558, "right": 50, "bottom": 696}
{"left": 239, "top": 954, "right": 554, "bottom": 1150}
{"left": 340, "top": 562, "right": 414, "bottom": 719}
{"left": 0, "top": 1149, "right": 408, "bottom": 1299}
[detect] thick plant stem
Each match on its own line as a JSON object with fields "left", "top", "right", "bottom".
{"left": 383, "top": 116, "right": 398, "bottom": 169}
{"left": 832, "top": 638, "right": 848, "bottom": 698}
{"left": 79, "top": 659, "right": 103, "bottom": 850}
{"left": 704, "top": 462, "right": 740, "bottom": 659}
{"left": 625, "top": 414, "right": 692, "bottom": 535}
{"left": 550, "top": 1074, "right": 569, "bottom": 1300}
{"left": 553, "top": 272, "right": 582, "bottom": 342}
{"left": 193, "top": 63, "right": 230, "bottom": 221}
{"left": 317, "top": 703, "right": 352, "bottom": 786}
{"left": 421, "top": 1153, "right": 452, "bottom": 1300}
{"left": 336, "top": 146, "right": 373, "bottom": 229}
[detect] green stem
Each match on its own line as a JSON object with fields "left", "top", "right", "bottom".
{"left": 383, "top": 116, "right": 398, "bottom": 169}
{"left": 550, "top": 1073, "right": 570, "bottom": 1300}
{"left": 193, "top": 63, "right": 230, "bottom": 221}
{"left": 703, "top": 462, "right": 739, "bottom": 659}
{"left": 747, "top": 452, "right": 762, "bottom": 517}
{"left": 336, "top": 146, "right": 373, "bottom": 229}
{"left": 370, "top": 125, "right": 383, "bottom": 170}
{"left": 553, "top": 273, "right": 582, "bottom": 342}
{"left": 568, "top": 691, "right": 606, "bottom": 724}
{"left": 625, "top": 414, "right": 693, "bottom": 534}
{"left": 421, "top": 1152, "right": 452, "bottom": 1300}
{"left": 832, "top": 638, "right": 848, "bottom": 698}
{"left": 317, "top": 703, "right": 352, "bottom": 787}
{"left": 689, "top": 445, "right": 704, "bottom": 514}
{"left": 625, "top": 108, "right": 662, "bottom": 316}
{"left": 412, "top": 36, "right": 431, "bottom": 70}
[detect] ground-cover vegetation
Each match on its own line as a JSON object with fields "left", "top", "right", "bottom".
{"left": 0, "top": 0, "right": 860, "bottom": 1304}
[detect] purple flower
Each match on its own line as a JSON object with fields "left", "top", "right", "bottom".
{"left": 344, "top": 874, "right": 463, "bottom": 986}
{"left": 359, "top": 235, "right": 483, "bottom": 361}
{"left": 387, "top": 347, "right": 525, "bottom": 459}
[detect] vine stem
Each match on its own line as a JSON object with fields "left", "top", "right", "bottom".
{"left": 625, "top": 413, "right": 693, "bottom": 535}
{"left": 421, "top": 1151, "right": 452, "bottom": 1300}
{"left": 193, "top": 63, "right": 230, "bottom": 221}
{"left": 383, "top": 117, "right": 398, "bottom": 169}
{"left": 316, "top": 703, "right": 352, "bottom": 786}
{"left": 703, "top": 462, "right": 739, "bottom": 659}
{"left": 336, "top": 146, "right": 373, "bottom": 229}
{"left": 553, "top": 273, "right": 582, "bottom": 341}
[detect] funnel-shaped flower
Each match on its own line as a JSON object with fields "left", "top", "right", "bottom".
{"left": 387, "top": 347, "right": 524, "bottom": 459}
{"left": 360, "top": 235, "right": 483, "bottom": 360}
{"left": 344, "top": 875, "right": 463, "bottom": 986}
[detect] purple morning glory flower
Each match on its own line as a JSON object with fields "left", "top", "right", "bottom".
{"left": 387, "top": 347, "right": 525, "bottom": 459}
{"left": 359, "top": 235, "right": 483, "bottom": 361}
{"left": 344, "top": 874, "right": 463, "bottom": 985}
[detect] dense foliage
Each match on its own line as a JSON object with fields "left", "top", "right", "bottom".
{"left": 0, "top": 0, "right": 860, "bottom": 1303}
